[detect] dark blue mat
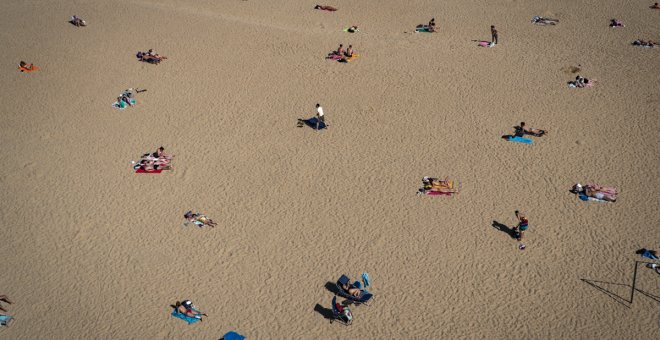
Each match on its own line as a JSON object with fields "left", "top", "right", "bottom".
{"left": 303, "top": 117, "right": 327, "bottom": 130}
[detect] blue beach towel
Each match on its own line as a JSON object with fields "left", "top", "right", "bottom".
{"left": 302, "top": 117, "right": 327, "bottom": 130}
{"left": 642, "top": 250, "right": 660, "bottom": 261}
{"left": 171, "top": 310, "right": 201, "bottom": 325}
{"left": 223, "top": 331, "right": 246, "bottom": 340}
{"left": 506, "top": 136, "right": 533, "bottom": 144}
{"left": 362, "top": 272, "right": 370, "bottom": 288}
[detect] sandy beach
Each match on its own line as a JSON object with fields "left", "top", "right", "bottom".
{"left": 1, "top": 0, "right": 658, "bottom": 338}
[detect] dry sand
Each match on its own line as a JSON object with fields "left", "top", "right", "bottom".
{"left": 1, "top": 0, "right": 659, "bottom": 338}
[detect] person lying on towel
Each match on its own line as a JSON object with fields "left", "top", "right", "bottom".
{"left": 515, "top": 122, "right": 546, "bottom": 137}
{"left": 531, "top": 16, "right": 559, "bottom": 25}
{"left": 184, "top": 211, "right": 217, "bottom": 227}
{"left": 70, "top": 15, "right": 87, "bottom": 27}
{"left": 423, "top": 177, "right": 458, "bottom": 193}
{"left": 176, "top": 300, "right": 207, "bottom": 320}
{"left": 19, "top": 61, "right": 35, "bottom": 71}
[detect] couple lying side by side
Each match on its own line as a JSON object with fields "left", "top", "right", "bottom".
{"left": 572, "top": 183, "right": 618, "bottom": 202}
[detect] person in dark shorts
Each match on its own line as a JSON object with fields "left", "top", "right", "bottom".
{"left": 491, "top": 25, "right": 498, "bottom": 44}
{"left": 514, "top": 210, "right": 528, "bottom": 241}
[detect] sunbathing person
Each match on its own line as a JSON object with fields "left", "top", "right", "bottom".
{"left": 19, "top": 61, "right": 35, "bottom": 71}
{"left": 175, "top": 300, "right": 207, "bottom": 319}
{"left": 184, "top": 211, "right": 217, "bottom": 227}
{"left": 428, "top": 18, "right": 436, "bottom": 31}
{"left": 652, "top": 3, "right": 660, "bottom": 9}
{"left": 516, "top": 122, "right": 546, "bottom": 137}
{"left": 117, "top": 93, "right": 133, "bottom": 107}
{"left": 422, "top": 177, "right": 458, "bottom": 193}
{"left": 609, "top": 19, "right": 624, "bottom": 28}
{"left": 572, "top": 183, "right": 617, "bottom": 202}
{"left": 531, "top": 16, "right": 559, "bottom": 25}
{"left": 151, "top": 146, "right": 173, "bottom": 161}
{"left": 314, "top": 5, "right": 337, "bottom": 11}
{"left": 347, "top": 25, "right": 359, "bottom": 33}
{"left": 70, "top": 15, "right": 87, "bottom": 27}
{"left": 344, "top": 45, "right": 354, "bottom": 58}
{"left": 333, "top": 44, "right": 344, "bottom": 56}
{"left": 340, "top": 282, "right": 363, "bottom": 297}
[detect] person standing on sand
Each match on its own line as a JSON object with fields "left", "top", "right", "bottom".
{"left": 491, "top": 25, "right": 498, "bottom": 44}
{"left": 514, "top": 210, "right": 528, "bottom": 241}
{"left": 316, "top": 103, "right": 325, "bottom": 130}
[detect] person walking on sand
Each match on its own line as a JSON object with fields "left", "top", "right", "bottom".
{"left": 316, "top": 103, "right": 325, "bottom": 130}
{"left": 513, "top": 210, "right": 528, "bottom": 241}
{"left": 491, "top": 25, "right": 498, "bottom": 45}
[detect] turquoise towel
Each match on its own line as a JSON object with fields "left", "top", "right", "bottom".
{"left": 171, "top": 310, "right": 201, "bottom": 325}
{"left": 0, "top": 314, "right": 12, "bottom": 326}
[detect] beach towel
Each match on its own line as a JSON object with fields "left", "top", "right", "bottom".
{"left": 112, "top": 99, "right": 136, "bottom": 110}
{"left": 171, "top": 310, "right": 201, "bottom": 325}
{"left": 342, "top": 54, "right": 359, "bottom": 63}
{"left": 18, "top": 65, "right": 39, "bottom": 73}
{"left": 301, "top": 117, "right": 327, "bottom": 130}
{"left": 362, "top": 272, "right": 370, "bottom": 288}
{"left": 578, "top": 193, "right": 610, "bottom": 203}
{"left": 0, "top": 315, "right": 12, "bottom": 326}
{"left": 506, "top": 136, "right": 533, "bottom": 144}
{"left": 135, "top": 168, "right": 162, "bottom": 174}
{"left": 223, "top": 331, "right": 245, "bottom": 340}
{"left": 478, "top": 41, "right": 494, "bottom": 47}
{"left": 641, "top": 250, "right": 660, "bottom": 261}
{"left": 415, "top": 25, "right": 434, "bottom": 33}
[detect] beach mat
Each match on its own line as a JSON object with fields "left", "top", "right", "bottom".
{"left": 302, "top": 117, "right": 327, "bottom": 130}
{"left": 415, "top": 27, "right": 433, "bottom": 33}
{"left": 506, "top": 136, "right": 533, "bottom": 144}
{"left": 478, "top": 41, "right": 494, "bottom": 47}
{"left": 222, "top": 331, "right": 246, "bottom": 340}
{"left": 578, "top": 193, "right": 610, "bottom": 203}
{"left": 112, "top": 99, "right": 136, "bottom": 110}
{"left": 171, "top": 310, "right": 200, "bottom": 325}
{"left": 135, "top": 168, "right": 162, "bottom": 174}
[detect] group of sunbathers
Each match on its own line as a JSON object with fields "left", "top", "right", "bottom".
{"left": 632, "top": 39, "right": 656, "bottom": 48}
{"left": 568, "top": 75, "right": 592, "bottom": 88}
{"left": 70, "top": 15, "right": 86, "bottom": 27}
{"left": 133, "top": 146, "right": 173, "bottom": 172}
{"left": 137, "top": 49, "right": 167, "bottom": 64}
{"left": 531, "top": 16, "right": 559, "bottom": 25}
{"left": 327, "top": 44, "right": 355, "bottom": 62}
{"left": 184, "top": 211, "right": 217, "bottom": 228}
{"left": 571, "top": 183, "right": 618, "bottom": 202}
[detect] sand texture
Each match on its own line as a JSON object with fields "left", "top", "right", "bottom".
{"left": 1, "top": 0, "right": 659, "bottom": 338}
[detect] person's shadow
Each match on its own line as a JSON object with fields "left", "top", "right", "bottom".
{"left": 313, "top": 303, "right": 335, "bottom": 320}
{"left": 492, "top": 221, "right": 518, "bottom": 239}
